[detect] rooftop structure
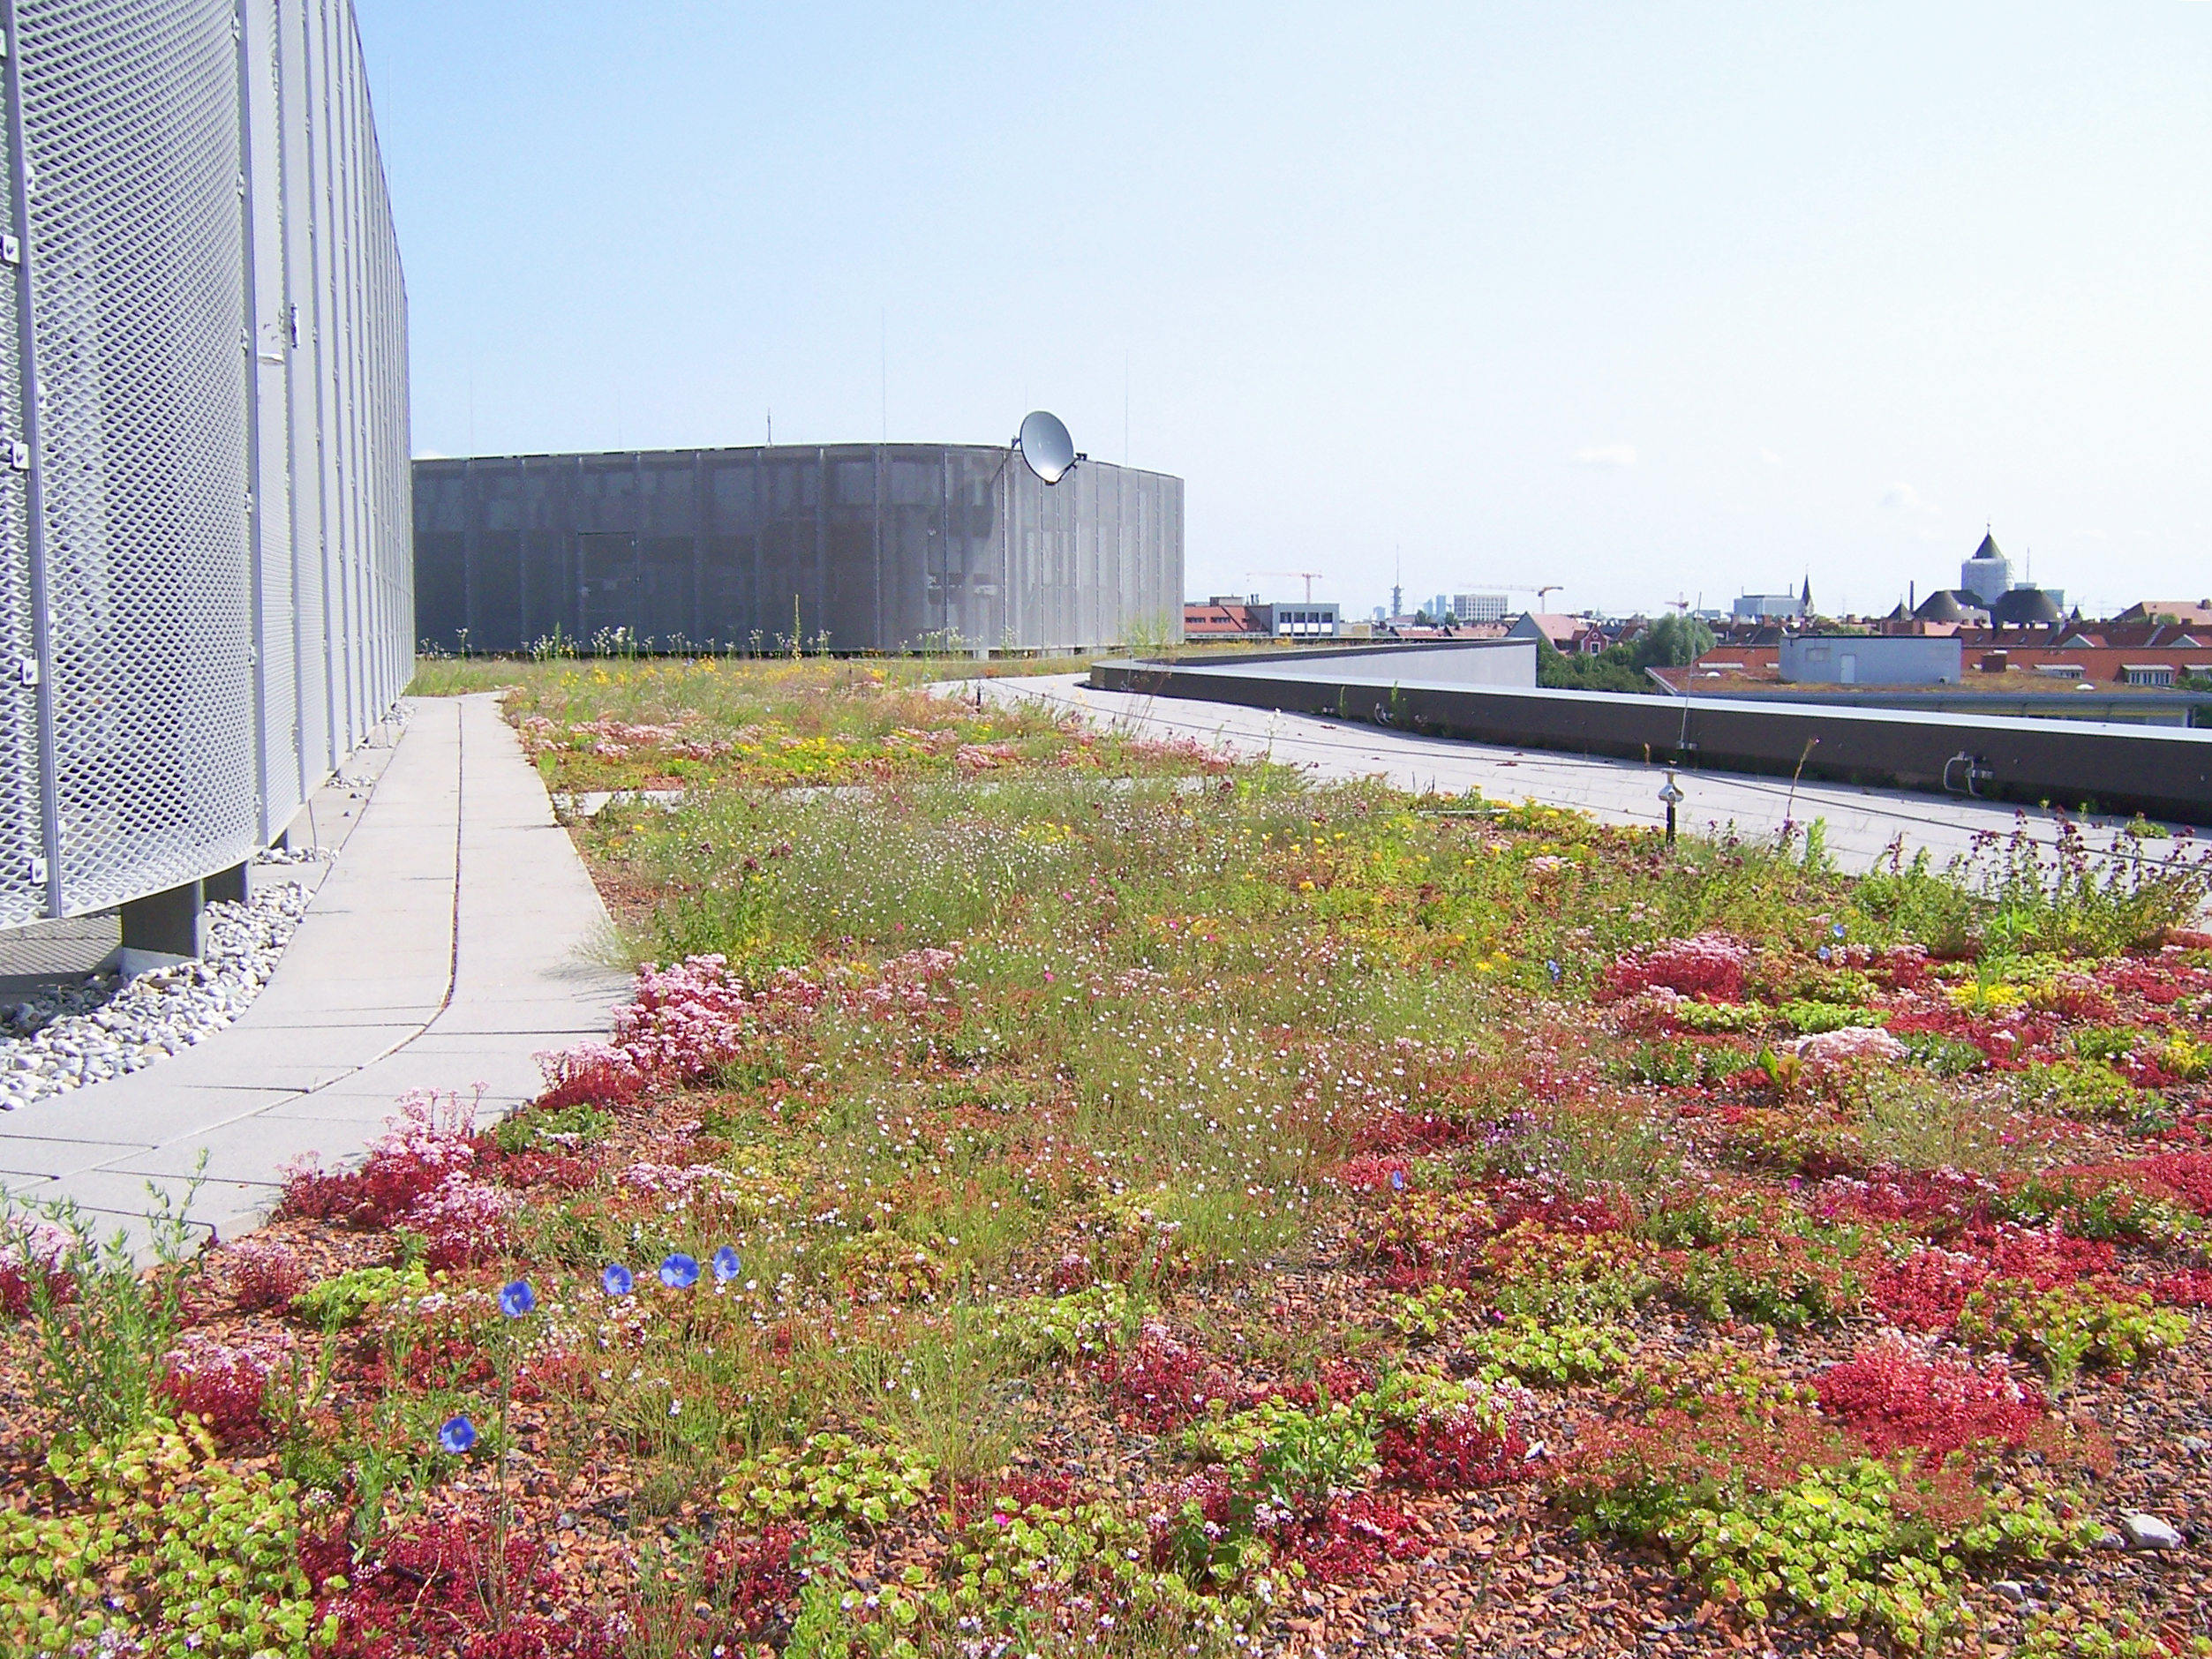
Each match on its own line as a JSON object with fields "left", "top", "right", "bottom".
{"left": 415, "top": 446, "right": 1183, "bottom": 656}
{"left": 1780, "top": 635, "right": 1961, "bottom": 687}
{"left": 1989, "top": 585, "right": 2064, "bottom": 628}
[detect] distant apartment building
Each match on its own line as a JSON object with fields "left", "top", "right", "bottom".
{"left": 1733, "top": 592, "right": 1803, "bottom": 620}
{"left": 1452, "top": 592, "right": 1509, "bottom": 622}
{"left": 1671, "top": 637, "right": 2212, "bottom": 695}
{"left": 1181, "top": 597, "right": 1341, "bottom": 639}
{"left": 1185, "top": 597, "right": 1265, "bottom": 638}
{"left": 1261, "top": 603, "right": 1340, "bottom": 638}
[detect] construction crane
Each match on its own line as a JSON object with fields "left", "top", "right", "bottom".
{"left": 1245, "top": 570, "right": 1326, "bottom": 602}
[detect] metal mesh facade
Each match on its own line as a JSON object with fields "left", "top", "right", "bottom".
{"left": 0, "top": 0, "right": 409, "bottom": 929}
{"left": 414, "top": 446, "right": 1184, "bottom": 657}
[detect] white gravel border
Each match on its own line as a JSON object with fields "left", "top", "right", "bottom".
{"left": 0, "top": 873, "right": 319, "bottom": 1111}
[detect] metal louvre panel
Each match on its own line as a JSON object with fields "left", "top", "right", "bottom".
{"left": 17, "top": 0, "right": 257, "bottom": 914}
{"left": 331, "top": 0, "right": 401, "bottom": 731}
{"left": 0, "top": 40, "right": 42, "bottom": 928}
{"left": 338, "top": 1, "right": 372, "bottom": 746}
{"left": 241, "top": 0, "right": 298, "bottom": 840}
{"left": 306, "top": 0, "right": 349, "bottom": 757}
{"left": 316, "top": 0, "right": 358, "bottom": 752}
{"left": 275, "top": 0, "right": 328, "bottom": 780}
{"left": 275, "top": 0, "right": 407, "bottom": 775}
{"left": 327, "top": 0, "right": 357, "bottom": 745}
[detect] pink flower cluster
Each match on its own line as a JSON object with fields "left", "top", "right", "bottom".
{"left": 1812, "top": 1167, "right": 1997, "bottom": 1234}
{"left": 276, "top": 1093, "right": 510, "bottom": 1263}
{"left": 1377, "top": 1406, "right": 1531, "bottom": 1491}
{"left": 518, "top": 713, "right": 730, "bottom": 764}
{"left": 1335, "top": 1154, "right": 1411, "bottom": 1192}
{"left": 408, "top": 1172, "right": 517, "bottom": 1269}
{"left": 1599, "top": 933, "right": 1750, "bottom": 1002}
{"left": 616, "top": 954, "right": 782, "bottom": 1079}
{"left": 1099, "top": 734, "right": 1236, "bottom": 775}
{"left": 279, "top": 1092, "right": 479, "bottom": 1227}
{"left": 851, "top": 947, "right": 959, "bottom": 1018}
{"left": 1865, "top": 1246, "right": 1989, "bottom": 1330}
{"left": 228, "top": 1238, "right": 306, "bottom": 1312}
{"left": 954, "top": 742, "right": 1021, "bottom": 772}
{"left": 159, "top": 1330, "right": 295, "bottom": 1445}
{"left": 1792, "top": 1025, "right": 1907, "bottom": 1074}
{"left": 1107, "top": 1321, "right": 1222, "bottom": 1432}
{"left": 0, "top": 1218, "right": 73, "bottom": 1317}
{"left": 541, "top": 949, "right": 960, "bottom": 1106}
{"left": 571, "top": 718, "right": 693, "bottom": 761}
{"left": 1866, "top": 1225, "right": 2118, "bottom": 1330}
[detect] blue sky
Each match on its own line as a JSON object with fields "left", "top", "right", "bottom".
{"left": 361, "top": 2, "right": 2212, "bottom": 619}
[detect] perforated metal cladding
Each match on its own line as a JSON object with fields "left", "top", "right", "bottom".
{"left": 17, "top": 0, "right": 258, "bottom": 912}
{"left": 416, "top": 446, "right": 1183, "bottom": 656}
{"left": 274, "top": 0, "right": 406, "bottom": 769}
{"left": 0, "top": 0, "right": 407, "bottom": 927}
{"left": 0, "top": 88, "right": 41, "bottom": 928}
{"left": 242, "top": 0, "right": 297, "bottom": 840}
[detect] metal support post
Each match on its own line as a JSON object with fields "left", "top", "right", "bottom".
{"left": 1659, "top": 769, "right": 1685, "bottom": 845}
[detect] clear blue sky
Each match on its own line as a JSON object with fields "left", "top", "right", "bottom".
{"left": 360, "top": 1, "right": 2212, "bottom": 620}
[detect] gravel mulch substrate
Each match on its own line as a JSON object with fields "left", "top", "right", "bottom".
{"left": 0, "top": 872, "right": 318, "bottom": 1110}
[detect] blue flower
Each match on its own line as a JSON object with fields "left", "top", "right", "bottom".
{"left": 1817, "top": 945, "right": 1832, "bottom": 963}
{"left": 602, "top": 1263, "right": 634, "bottom": 1297}
{"left": 498, "top": 1280, "right": 536, "bottom": 1318}
{"left": 712, "top": 1245, "right": 742, "bottom": 1283}
{"left": 1832, "top": 922, "right": 1847, "bottom": 939}
{"left": 658, "top": 1252, "right": 701, "bottom": 1289}
{"left": 438, "top": 1415, "right": 477, "bottom": 1455}
{"left": 1546, "top": 960, "right": 1561, "bottom": 983}
{"left": 1388, "top": 1168, "right": 1406, "bottom": 1192}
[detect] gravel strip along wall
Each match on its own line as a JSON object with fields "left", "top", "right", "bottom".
{"left": 0, "top": 876, "right": 316, "bottom": 1111}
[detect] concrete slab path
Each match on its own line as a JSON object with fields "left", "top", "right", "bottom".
{"left": 0, "top": 694, "right": 627, "bottom": 1252}
{"left": 975, "top": 673, "right": 2196, "bottom": 872}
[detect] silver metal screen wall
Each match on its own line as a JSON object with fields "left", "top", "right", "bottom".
{"left": 0, "top": 0, "right": 407, "bottom": 930}
{"left": 415, "top": 445, "right": 1183, "bottom": 657}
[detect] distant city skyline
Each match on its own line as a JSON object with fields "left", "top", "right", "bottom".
{"left": 364, "top": 2, "right": 2211, "bottom": 625}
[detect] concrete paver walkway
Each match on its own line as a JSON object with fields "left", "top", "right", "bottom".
{"left": 0, "top": 694, "right": 627, "bottom": 1250}
{"left": 978, "top": 674, "right": 2187, "bottom": 872}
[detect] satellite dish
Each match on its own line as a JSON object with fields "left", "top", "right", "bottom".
{"left": 1015, "top": 409, "right": 1078, "bottom": 485}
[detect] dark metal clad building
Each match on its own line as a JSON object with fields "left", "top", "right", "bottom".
{"left": 0, "top": 0, "right": 410, "bottom": 931}
{"left": 413, "top": 445, "right": 1185, "bottom": 655}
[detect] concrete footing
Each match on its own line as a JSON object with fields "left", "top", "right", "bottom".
{"left": 113, "top": 860, "right": 253, "bottom": 976}
{"left": 204, "top": 862, "right": 252, "bottom": 906}
{"left": 118, "top": 879, "right": 204, "bottom": 976}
